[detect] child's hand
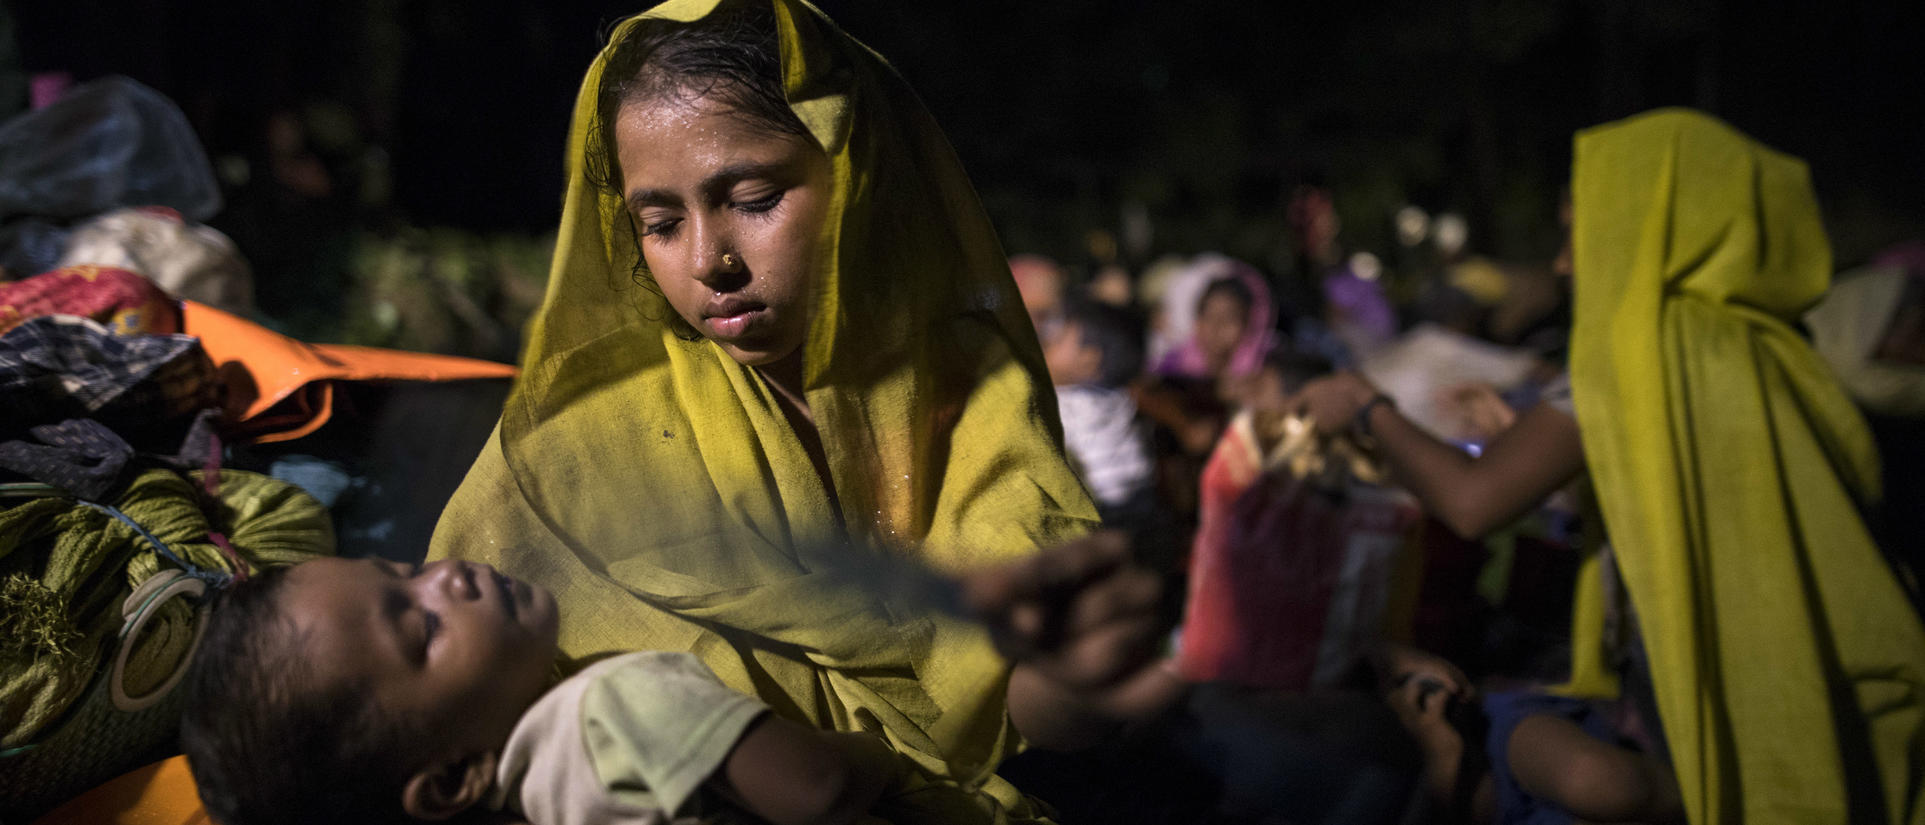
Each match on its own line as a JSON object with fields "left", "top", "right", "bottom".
{"left": 1372, "top": 643, "right": 1472, "bottom": 702}
{"left": 1389, "top": 672, "right": 1460, "bottom": 724}
{"left": 1383, "top": 666, "right": 1473, "bottom": 808}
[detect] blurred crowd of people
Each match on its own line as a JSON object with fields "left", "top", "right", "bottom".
{"left": 1014, "top": 125, "right": 1925, "bottom": 822}
{"left": 1022, "top": 183, "right": 1570, "bottom": 544}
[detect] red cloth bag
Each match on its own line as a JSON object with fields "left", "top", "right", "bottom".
{"left": 1178, "top": 413, "right": 1422, "bottom": 688}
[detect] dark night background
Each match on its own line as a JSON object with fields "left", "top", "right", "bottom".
{"left": 6, "top": 0, "right": 1921, "bottom": 346}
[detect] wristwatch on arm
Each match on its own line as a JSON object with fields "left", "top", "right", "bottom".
{"left": 1353, "top": 392, "right": 1396, "bottom": 443}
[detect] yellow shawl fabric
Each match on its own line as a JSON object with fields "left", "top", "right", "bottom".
{"left": 1569, "top": 108, "right": 1925, "bottom": 824}
{"left": 428, "top": 1, "right": 1097, "bottom": 822}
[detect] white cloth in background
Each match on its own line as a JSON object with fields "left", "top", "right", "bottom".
{"left": 1056, "top": 384, "right": 1152, "bottom": 509}
{"left": 59, "top": 207, "right": 254, "bottom": 313}
{"left": 1805, "top": 265, "right": 1925, "bottom": 416}
{"left": 1358, "top": 323, "right": 1540, "bottom": 442}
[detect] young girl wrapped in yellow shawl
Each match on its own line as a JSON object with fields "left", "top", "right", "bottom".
{"left": 1292, "top": 109, "right": 1925, "bottom": 824}
{"left": 427, "top": 1, "right": 1173, "bottom": 823}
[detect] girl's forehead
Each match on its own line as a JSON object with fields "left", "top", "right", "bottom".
{"left": 614, "top": 97, "right": 809, "bottom": 174}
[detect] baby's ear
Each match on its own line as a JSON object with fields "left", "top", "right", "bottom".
{"left": 401, "top": 751, "right": 499, "bottom": 821}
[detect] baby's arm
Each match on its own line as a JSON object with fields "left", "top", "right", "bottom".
{"left": 708, "top": 714, "right": 901, "bottom": 825}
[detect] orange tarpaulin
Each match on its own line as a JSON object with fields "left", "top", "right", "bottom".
{"left": 181, "top": 300, "right": 517, "bottom": 443}
{"left": 30, "top": 756, "right": 209, "bottom": 825}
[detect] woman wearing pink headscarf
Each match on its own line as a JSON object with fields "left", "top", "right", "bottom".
{"left": 1132, "top": 256, "right": 1277, "bottom": 530}
{"left": 1152, "top": 255, "right": 1275, "bottom": 383}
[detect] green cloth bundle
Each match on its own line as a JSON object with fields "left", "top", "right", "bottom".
{"left": 1, "top": 469, "right": 334, "bottom": 749}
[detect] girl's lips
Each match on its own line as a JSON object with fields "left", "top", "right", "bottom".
{"left": 705, "top": 307, "right": 768, "bottom": 339}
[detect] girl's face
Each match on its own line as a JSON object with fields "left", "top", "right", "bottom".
{"left": 1195, "top": 291, "right": 1250, "bottom": 370}
{"left": 614, "top": 93, "right": 833, "bottom": 368}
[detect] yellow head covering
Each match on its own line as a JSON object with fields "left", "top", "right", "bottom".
{"left": 429, "top": 1, "right": 1096, "bottom": 821}
{"left": 1569, "top": 108, "right": 1925, "bottom": 824}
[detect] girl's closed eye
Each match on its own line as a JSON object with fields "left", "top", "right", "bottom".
{"left": 639, "top": 215, "right": 682, "bottom": 238}
{"left": 733, "top": 190, "right": 784, "bottom": 214}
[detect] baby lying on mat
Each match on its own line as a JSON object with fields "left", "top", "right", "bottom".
{"left": 178, "top": 540, "right": 1173, "bottom": 825}
{"left": 178, "top": 558, "right": 903, "bottom": 825}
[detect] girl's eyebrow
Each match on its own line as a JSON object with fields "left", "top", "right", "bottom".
{"left": 701, "top": 161, "right": 788, "bottom": 194}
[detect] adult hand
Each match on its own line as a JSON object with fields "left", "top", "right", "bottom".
{"left": 1288, "top": 370, "right": 1381, "bottom": 436}
{"left": 961, "top": 531, "right": 1167, "bottom": 698}
{"left": 1438, "top": 382, "right": 1517, "bottom": 442}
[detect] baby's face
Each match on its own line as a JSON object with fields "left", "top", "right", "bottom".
{"left": 281, "top": 558, "right": 560, "bottom": 758}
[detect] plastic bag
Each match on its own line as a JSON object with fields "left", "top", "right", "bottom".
{"left": 59, "top": 208, "right": 254, "bottom": 313}
{"left": 0, "top": 76, "right": 220, "bottom": 277}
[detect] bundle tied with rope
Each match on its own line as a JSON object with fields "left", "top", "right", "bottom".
{"left": 0, "top": 467, "right": 334, "bottom": 818}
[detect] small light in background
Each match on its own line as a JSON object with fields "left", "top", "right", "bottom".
{"left": 1349, "top": 250, "right": 1383, "bottom": 282}
{"left": 1432, "top": 213, "right": 1468, "bottom": 258}
{"left": 1394, "top": 205, "right": 1429, "bottom": 247}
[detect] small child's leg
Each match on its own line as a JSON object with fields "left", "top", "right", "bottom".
{"left": 1505, "top": 713, "right": 1683, "bottom": 824}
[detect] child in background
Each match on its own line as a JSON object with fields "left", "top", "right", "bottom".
{"left": 1372, "top": 644, "right": 1683, "bottom": 825}
{"left": 1008, "top": 254, "right": 1068, "bottom": 340}
{"left": 1043, "top": 300, "right": 1154, "bottom": 527}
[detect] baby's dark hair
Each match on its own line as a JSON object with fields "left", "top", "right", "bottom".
{"left": 1062, "top": 300, "right": 1146, "bottom": 389}
{"left": 582, "top": 0, "right": 811, "bottom": 336}
{"left": 179, "top": 564, "right": 428, "bottom": 825}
